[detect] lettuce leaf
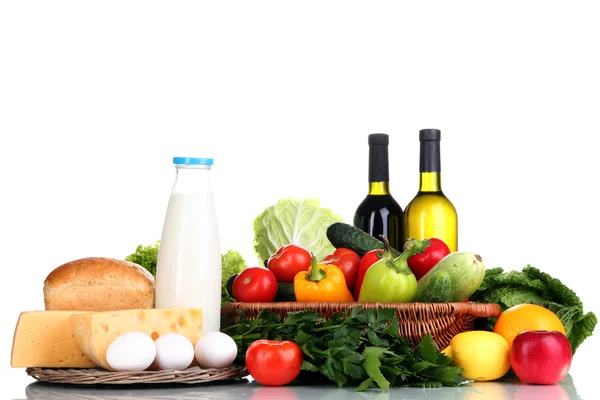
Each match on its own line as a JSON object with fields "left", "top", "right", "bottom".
{"left": 470, "top": 265, "right": 597, "bottom": 354}
{"left": 253, "top": 198, "right": 343, "bottom": 263}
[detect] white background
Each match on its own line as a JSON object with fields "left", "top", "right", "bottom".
{"left": 1, "top": 1, "right": 599, "bottom": 399}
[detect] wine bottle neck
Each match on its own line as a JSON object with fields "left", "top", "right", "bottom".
{"left": 368, "top": 142, "right": 390, "bottom": 182}
{"left": 420, "top": 139, "right": 441, "bottom": 173}
{"left": 368, "top": 181, "right": 391, "bottom": 195}
{"left": 419, "top": 172, "right": 442, "bottom": 192}
{"left": 418, "top": 138, "right": 442, "bottom": 192}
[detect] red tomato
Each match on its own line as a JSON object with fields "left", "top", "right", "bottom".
{"left": 353, "top": 249, "right": 384, "bottom": 300}
{"left": 267, "top": 244, "right": 312, "bottom": 282}
{"left": 321, "top": 248, "right": 361, "bottom": 291}
{"left": 245, "top": 340, "right": 303, "bottom": 386}
{"left": 232, "top": 267, "right": 278, "bottom": 302}
{"left": 406, "top": 238, "right": 451, "bottom": 280}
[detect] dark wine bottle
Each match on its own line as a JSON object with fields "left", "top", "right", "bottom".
{"left": 353, "top": 133, "right": 404, "bottom": 251}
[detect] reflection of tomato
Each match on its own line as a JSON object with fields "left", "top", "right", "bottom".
{"left": 321, "top": 248, "right": 361, "bottom": 292}
{"left": 248, "top": 386, "right": 300, "bottom": 400}
{"left": 512, "top": 382, "right": 570, "bottom": 400}
{"left": 232, "top": 267, "right": 278, "bottom": 302}
{"left": 267, "top": 244, "right": 312, "bottom": 282}
{"left": 245, "top": 340, "right": 303, "bottom": 386}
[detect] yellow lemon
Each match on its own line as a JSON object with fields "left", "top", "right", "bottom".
{"left": 442, "top": 331, "right": 510, "bottom": 381}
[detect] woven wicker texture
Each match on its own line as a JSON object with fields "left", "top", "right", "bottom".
{"left": 222, "top": 301, "right": 501, "bottom": 349}
{"left": 26, "top": 365, "right": 248, "bottom": 385}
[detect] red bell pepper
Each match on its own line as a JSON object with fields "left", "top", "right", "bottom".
{"left": 353, "top": 249, "right": 384, "bottom": 300}
{"left": 321, "top": 248, "right": 361, "bottom": 292}
{"left": 406, "top": 237, "right": 451, "bottom": 281}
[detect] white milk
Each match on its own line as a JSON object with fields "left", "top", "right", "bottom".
{"left": 155, "top": 161, "right": 222, "bottom": 334}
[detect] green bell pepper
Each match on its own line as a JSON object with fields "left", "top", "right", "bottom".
{"left": 357, "top": 237, "right": 429, "bottom": 303}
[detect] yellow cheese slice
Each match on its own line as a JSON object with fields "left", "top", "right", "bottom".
{"left": 70, "top": 308, "right": 203, "bottom": 371}
{"left": 11, "top": 311, "right": 95, "bottom": 368}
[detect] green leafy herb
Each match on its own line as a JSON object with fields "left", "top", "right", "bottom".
{"left": 470, "top": 265, "right": 597, "bottom": 354}
{"left": 222, "top": 306, "right": 468, "bottom": 390}
{"left": 220, "top": 249, "right": 247, "bottom": 306}
{"left": 125, "top": 240, "right": 160, "bottom": 276}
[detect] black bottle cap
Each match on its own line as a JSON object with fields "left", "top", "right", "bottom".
{"left": 369, "top": 133, "right": 389, "bottom": 146}
{"left": 419, "top": 129, "right": 441, "bottom": 172}
{"left": 419, "top": 129, "right": 441, "bottom": 141}
{"left": 367, "top": 133, "right": 390, "bottom": 182}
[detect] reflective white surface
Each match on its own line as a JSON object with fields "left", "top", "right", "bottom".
{"left": 12, "top": 374, "right": 586, "bottom": 400}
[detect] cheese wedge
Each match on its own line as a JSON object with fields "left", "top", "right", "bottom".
{"left": 11, "top": 311, "right": 95, "bottom": 368}
{"left": 70, "top": 308, "right": 203, "bottom": 370}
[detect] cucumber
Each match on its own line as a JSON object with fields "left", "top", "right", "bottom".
{"left": 274, "top": 282, "right": 296, "bottom": 302}
{"left": 415, "top": 252, "right": 486, "bottom": 302}
{"left": 417, "top": 270, "right": 454, "bottom": 302}
{"left": 326, "top": 222, "right": 402, "bottom": 257}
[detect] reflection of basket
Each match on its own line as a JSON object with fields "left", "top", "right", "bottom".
{"left": 222, "top": 301, "right": 501, "bottom": 350}
{"left": 26, "top": 365, "right": 248, "bottom": 385}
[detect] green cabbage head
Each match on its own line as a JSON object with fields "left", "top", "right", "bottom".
{"left": 253, "top": 198, "right": 343, "bottom": 263}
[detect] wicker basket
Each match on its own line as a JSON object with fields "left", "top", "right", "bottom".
{"left": 26, "top": 365, "right": 248, "bottom": 385}
{"left": 221, "top": 301, "right": 501, "bottom": 350}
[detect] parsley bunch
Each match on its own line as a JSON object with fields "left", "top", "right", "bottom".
{"left": 222, "top": 306, "right": 469, "bottom": 390}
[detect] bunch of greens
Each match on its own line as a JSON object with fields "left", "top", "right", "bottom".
{"left": 470, "top": 265, "right": 597, "bottom": 354}
{"left": 253, "top": 198, "right": 343, "bottom": 263}
{"left": 222, "top": 306, "right": 468, "bottom": 390}
{"left": 125, "top": 240, "right": 160, "bottom": 275}
{"left": 125, "top": 242, "right": 247, "bottom": 306}
{"left": 219, "top": 249, "right": 247, "bottom": 306}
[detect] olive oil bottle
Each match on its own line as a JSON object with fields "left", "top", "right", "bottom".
{"left": 353, "top": 133, "right": 404, "bottom": 251}
{"left": 404, "top": 129, "right": 458, "bottom": 252}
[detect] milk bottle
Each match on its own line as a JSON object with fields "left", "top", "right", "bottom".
{"left": 155, "top": 157, "right": 222, "bottom": 333}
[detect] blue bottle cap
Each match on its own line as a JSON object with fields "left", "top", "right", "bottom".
{"left": 173, "top": 157, "right": 214, "bottom": 166}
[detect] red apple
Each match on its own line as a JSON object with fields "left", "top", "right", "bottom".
{"left": 510, "top": 330, "right": 572, "bottom": 385}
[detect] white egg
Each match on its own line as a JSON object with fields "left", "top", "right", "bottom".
{"left": 194, "top": 332, "right": 238, "bottom": 368}
{"left": 106, "top": 332, "right": 156, "bottom": 372}
{"left": 154, "top": 333, "right": 195, "bottom": 370}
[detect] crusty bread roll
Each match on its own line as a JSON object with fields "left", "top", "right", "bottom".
{"left": 44, "top": 257, "right": 155, "bottom": 311}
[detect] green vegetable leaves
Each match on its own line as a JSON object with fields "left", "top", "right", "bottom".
{"left": 220, "top": 249, "right": 247, "bottom": 306}
{"left": 125, "top": 240, "right": 160, "bottom": 275}
{"left": 223, "top": 306, "right": 468, "bottom": 390}
{"left": 252, "top": 198, "right": 343, "bottom": 263}
{"left": 470, "top": 265, "right": 597, "bottom": 354}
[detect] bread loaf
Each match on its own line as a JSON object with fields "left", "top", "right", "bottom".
{"left": 44, "top": 257, "right": 155, "bottom": 311}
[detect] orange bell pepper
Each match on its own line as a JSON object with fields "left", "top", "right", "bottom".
{"left": 293, "top": 256, "right": 354, "bottom": 302}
